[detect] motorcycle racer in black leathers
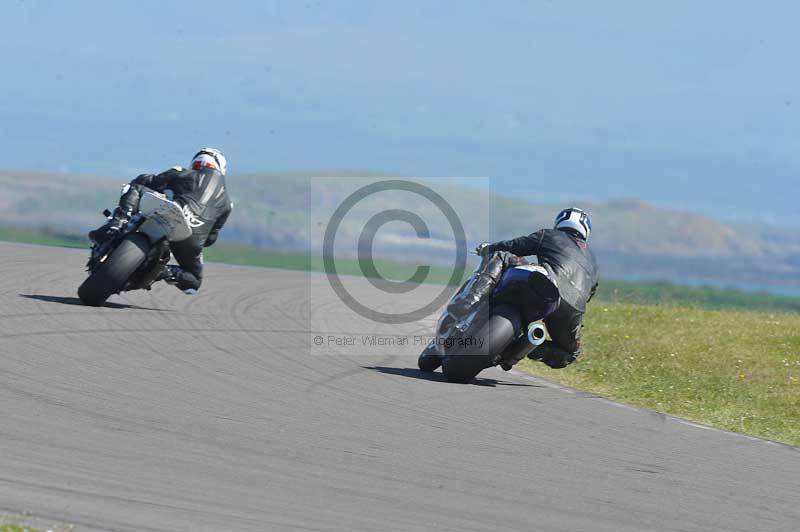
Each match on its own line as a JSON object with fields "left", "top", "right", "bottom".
{"left": 479, "top": 207, "right": 599, "bottom": 368}
{"left": 89, "top": 148, "right": 233, "bottom": 294}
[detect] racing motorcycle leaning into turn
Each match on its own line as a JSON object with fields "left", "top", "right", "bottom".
{"left": 78, "top": 191, "right": 193, "bottom": 306}
{"left": 418, "top": 250, "right": 561, "bottom": 383}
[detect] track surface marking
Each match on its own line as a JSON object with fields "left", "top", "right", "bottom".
{"left": 0, "top": 243, "right": 798, "bottom": 531}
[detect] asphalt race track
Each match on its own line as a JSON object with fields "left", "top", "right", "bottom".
{"left": 1, "top": 242, "right": 798, "bottom": 532}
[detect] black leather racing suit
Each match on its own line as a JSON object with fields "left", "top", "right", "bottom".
{"left": 117, "top": 167, "right": 233, "bottom": 291}
{"left": 484, "top": 228, "right": 599, "bottom": 368}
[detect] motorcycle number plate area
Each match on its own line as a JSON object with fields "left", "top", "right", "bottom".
{"left": 494, "top": 263, "right": 552, "bottom": 295}
{"left": 512, "top": 264, "right": 548, "bottom": 274}
{"left": 138, "top": 192, "right": 193, "bottom": 242}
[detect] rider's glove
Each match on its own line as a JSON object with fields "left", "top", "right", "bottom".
{"left": 131, "top": 173, "right": 156, "bottom": 186}
{"left": 475, "top": 242, "right": 492, "bottom": 257}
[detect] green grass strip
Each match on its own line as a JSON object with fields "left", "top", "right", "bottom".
{"left": 518, "top": 302, "right": 800, "bottom": 446}
{"left": 0, "top": 525, "right": 41, "bottom": 532}
{"left": 3, "top": 226, "right": 800, "bottom": 313}
{"left": 0, "top": 226, "right": 86, "bottom": 248}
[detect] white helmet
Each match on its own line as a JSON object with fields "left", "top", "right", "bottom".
{"left": 191, "top": 148, "right": 227, "bottom": 175}
{"left": 554, "top": 207, "right": 592, "bottom": 241}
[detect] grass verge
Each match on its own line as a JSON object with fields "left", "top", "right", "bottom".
{"left": 0, "top": 520, "right": 72, "bottom": 532}
{"left": 0, "top": 226, "right": 86, "bottom": 249}
{"left": 596, "top": 279, "right": 800, "bottom": 313}
{"left": 204, "top": 243, "right": 465, "bottom": 285}
{"left": 518, "top": 302, "right": 800, "bottom": 446}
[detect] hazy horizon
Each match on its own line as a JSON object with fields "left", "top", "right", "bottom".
{"left": 3, "top": 0, "right": 798, "bottom": 226}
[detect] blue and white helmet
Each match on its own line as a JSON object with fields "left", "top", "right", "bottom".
{"left": 554, "top": 207, "right": 592, "bottom": 241}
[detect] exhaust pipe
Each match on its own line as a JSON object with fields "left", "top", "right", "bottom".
{"left": 527, "top": 322, "right": 547, "bottom": 346}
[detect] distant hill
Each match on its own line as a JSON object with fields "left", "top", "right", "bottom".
{"left": 1, "top": 169, "right": 798, "bottom": 295}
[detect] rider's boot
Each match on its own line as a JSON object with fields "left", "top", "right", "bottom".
{"left": 497, "top": 335, "right": 533, "bottom": 371}
{"left": 156, "top": 265, "right": 199, "bottom": 295}
{"left": 156, "top": 264, "right": 181, "bottom": 285}
{"left": 88, "top": 207, "right": 130, "bottom": 244}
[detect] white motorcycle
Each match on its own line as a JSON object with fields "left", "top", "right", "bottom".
{"left": 78, "top": 191, "right": 192, "bottom": 306}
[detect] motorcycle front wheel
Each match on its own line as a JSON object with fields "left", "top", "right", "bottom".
{"left": 78, "top": 234, "right": 150, "bottom": 306}
{"left": 418, "top": 344, "right": 443, "bottom": 372}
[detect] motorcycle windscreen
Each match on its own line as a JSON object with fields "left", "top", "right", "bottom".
{"left": 138, "top": 191, "right": 193, "bottom": 242}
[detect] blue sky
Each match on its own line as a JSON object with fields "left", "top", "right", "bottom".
{"left": 2, "top": 0, "right": 798, "bottom": 224}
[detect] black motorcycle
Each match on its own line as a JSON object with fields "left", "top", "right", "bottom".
{"left": 78, "top": 191, "right": 192, "bottom": 306}
{"left": 418, "top": 251, "right": 560, "bottom": 383}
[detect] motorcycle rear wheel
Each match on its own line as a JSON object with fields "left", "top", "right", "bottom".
{"left": 78, "top": 234, "right": 149, "bottom": 306}
{"left": 441, "top": 304, "right": 521, "bottom": 383}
